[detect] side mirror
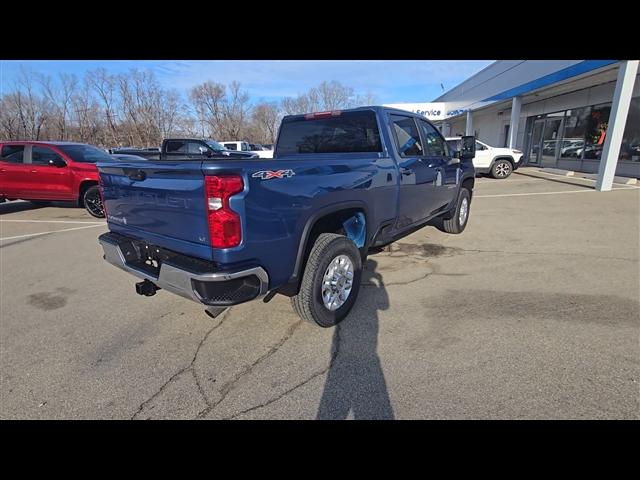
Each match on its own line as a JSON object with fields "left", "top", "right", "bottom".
{"left": 49, "top": 158, "right": 67, "bottom": 168}
{"left": 460, "top": 135, "right": 476, "bottom": 160}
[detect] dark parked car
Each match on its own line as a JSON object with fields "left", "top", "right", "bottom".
{"left": 114, "top": 139, "right": 259, "bottom": 160}
{"left": 110, "top": 154, "right": 149, "bottom": 162}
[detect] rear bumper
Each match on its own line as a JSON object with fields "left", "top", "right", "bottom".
{"left": 98, "top": 232, "right": 269, "bottom": 307}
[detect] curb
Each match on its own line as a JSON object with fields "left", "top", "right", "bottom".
{"left": 519, "top": 167, "right": 638, "bottom": 185}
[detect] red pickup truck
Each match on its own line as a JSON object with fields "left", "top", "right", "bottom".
{"left": 0, "top": 141, "right": 109, "bottom": 217}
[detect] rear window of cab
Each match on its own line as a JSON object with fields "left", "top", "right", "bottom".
{"left": 277, "top": 110, "right": 382, "bottom": 154}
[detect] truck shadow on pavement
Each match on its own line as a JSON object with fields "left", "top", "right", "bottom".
{"left": 316, "top": 259, "right": 395, "bottom": 420}
{"left": 0, "top": 200, "right": 80, "bottom": 215}
{"left": 0, "top": 201, "right": 43, "bottom": 215}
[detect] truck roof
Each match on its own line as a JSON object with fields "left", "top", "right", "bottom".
{"left": 282, "top": 105, "right": 433, "bottom": 121}
{"left": 0, "top": 140, "right": 90, "bottom": 146}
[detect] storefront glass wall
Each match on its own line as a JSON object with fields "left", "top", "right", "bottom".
{"left": 620, "top": 97, "right": 640, "bottom": 162}
{"left": 525, "top": 96, "right": 640, "bottom": 171}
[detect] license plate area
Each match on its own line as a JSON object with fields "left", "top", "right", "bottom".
{"left": 119, "top": 239, "right": 173, "bottom": 278}
{"left": 105, "top": 231, "right": 219, "bottom": 278}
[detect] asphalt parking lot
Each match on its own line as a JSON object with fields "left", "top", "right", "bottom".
{"left": 1, "top": 169, "right": 639, "bottom": 419}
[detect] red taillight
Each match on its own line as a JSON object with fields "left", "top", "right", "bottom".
{"left": 205, "top": 175, "right": 243, "bottom": 248}
{"left": 304, "top": 110, "right": 342, "bottom": 120}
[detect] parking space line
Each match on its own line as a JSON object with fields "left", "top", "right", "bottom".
{"left": 0, "top": 224, "right": 104, "bottom": 241}
{"left": 475, "top": 179, "right": 536, "bottom": 184}
{"left": 0, "top": 219, "right": 104, "bottom": 225}
{"left": 475, "top": 187, "right": 638, "bottom": 198}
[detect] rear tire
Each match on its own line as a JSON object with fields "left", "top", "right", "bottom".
{"left": 83, "top": 185, "right": 104, "bottom": 218}
{"left": 442, "top": 188, "right": 471, "bottom": 234}
{"left": 491, "top": 159, "right": 513, "bottom": 179}
{"left": 291, "top": 233, "right": 362, "bottom": 328}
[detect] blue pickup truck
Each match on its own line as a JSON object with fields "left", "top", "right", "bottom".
{"left": 97, "top": 106, "right": 476, "bottom": 327}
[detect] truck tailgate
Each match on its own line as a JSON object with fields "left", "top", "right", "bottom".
{"left": 98, "top": 161, "right": 213, "bottom": 261}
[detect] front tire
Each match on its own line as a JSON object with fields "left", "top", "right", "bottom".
{"left": 83, "top": 185, "right": 104, "bottom": 218}
{"left": 442, "top": 187, "right": 471, "bottom": 234}
{"left": 291, "top": 233, "right": 363, "bottom": 328}
{"left": 491, "top": 159, "right": 513, "bottom": 179}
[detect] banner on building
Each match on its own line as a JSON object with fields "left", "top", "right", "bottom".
{"left": 383, "top": 102, "right": 447, "bottom": 120}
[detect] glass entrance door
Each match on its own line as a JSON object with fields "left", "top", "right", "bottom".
{"left": 540, "top": 118, "right": 563, "bottom": 167}
{"left": 528, "top": 120, "right": 544, "bottom": 164}
{"left": 528, "top": 117, "right": 564, "bottom": 166}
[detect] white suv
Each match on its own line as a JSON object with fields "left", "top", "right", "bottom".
{"left": 221, "top": 141, "right": 273, "bottom": 158}
{"left": 446, "top": 137, "right": 524, "bottom": 179}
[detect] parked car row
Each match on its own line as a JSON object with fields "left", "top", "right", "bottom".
{"left": 108, "top": 141, "right": 275, "bottom": 159}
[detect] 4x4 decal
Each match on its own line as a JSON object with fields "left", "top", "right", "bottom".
{"left": 252, "top": 169, "right": 296, "bottom": 180}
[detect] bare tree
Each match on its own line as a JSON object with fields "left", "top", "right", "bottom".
{"left": 189, "top": 81, "right": 226, "bottom": 138}
{"left": 1, "top": 66, "right": 373, "bottom": 147}
{"left": 9, "top": 68, "right": 50, "bottom": 140}
{"left": 0, "top": 95, "right": 21, "bottom": 140}
{"left": 87, "top": 68, "right": 119, "bottom": 146}
{"left": 249, "top": 102, "right": 281, "bottom": 144}
{"left": 281, "top": 80, "right": 358, "bottom": 115}
{"left": 220, "top": 81, "right": 251, "bottom": 140}
{"left": 316, "top": 80, "right": 354, "bottom": 110}
{"left": 71, "top": 77, "right": 102, "bottom": 144}
{"left": 355, "top": 90, "right": 378, "bottom": 107}
{"left": 38, "top": 73, "right": 78, "bottom": 140}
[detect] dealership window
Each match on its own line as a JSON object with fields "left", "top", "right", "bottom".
{"left": 559, "top": 107, "right": 589, "bottom": 159}
{"left": 581, "top": 103, "right": 612, "bottom": 161}
{"left": 619, "top": 97, "right": 640, "bottom": 162}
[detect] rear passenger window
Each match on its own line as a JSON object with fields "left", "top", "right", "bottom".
{"left": 418, "top": 120, "right": 447, "bottom": 157}
{"left": 224, "top": 143, "right": 237, "bottom": 150}
{"left": 391, "top": 115, "right": 423, "bottom": 157}
{"left": 32, "top": 146, "right": 63, "bottom": 165}
{"left": 165, "top": 140, "right": 187, "bottom": 153}
{"left": 1, "top": 145, "right": 25, "bottom": 163}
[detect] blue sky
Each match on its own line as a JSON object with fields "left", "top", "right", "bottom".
{"left": 0, "top": 60, "right": 493, "bottom": 104}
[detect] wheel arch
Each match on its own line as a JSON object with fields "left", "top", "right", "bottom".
{"left": 491, "top": 155, "right": 516, "bottom": 169}
{"left": 461, "top": 176, "right": 475, "bottom": 200}
{"left": 77, "top": 179, "right": 99, "bottom": 206}
{"left": 280, "top": 202, "right": 370, "bottom": 296}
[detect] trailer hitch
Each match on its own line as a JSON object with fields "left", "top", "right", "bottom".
{"left": 135, "top": 279, "right": 160, "bottom": 297}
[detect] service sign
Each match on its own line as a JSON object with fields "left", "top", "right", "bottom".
{"left": 383, "top": 102, "right": 447, "bottom": 121}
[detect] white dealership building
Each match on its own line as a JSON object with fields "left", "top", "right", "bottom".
{"left": 386, "top": 60, "right": 639, "bottom": 190}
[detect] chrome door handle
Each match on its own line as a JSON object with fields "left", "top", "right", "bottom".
{"left": 401, "top": 168, "right": 413, "bottom": 176}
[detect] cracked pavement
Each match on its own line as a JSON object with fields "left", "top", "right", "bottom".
{"left": 1, "top": 173, "right": 639, "bottom": 419}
